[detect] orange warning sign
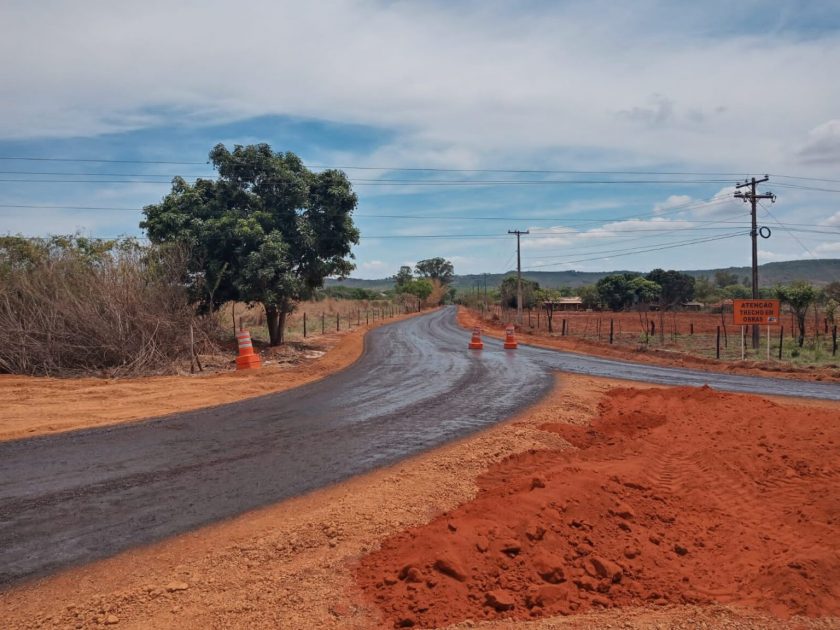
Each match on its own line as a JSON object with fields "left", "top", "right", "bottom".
{"left": 733, "top": 299, "right": 781, "bottom": 325}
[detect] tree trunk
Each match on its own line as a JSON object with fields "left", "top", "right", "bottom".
{"left": 265, "top": 304, "right": 281, "bottom": 346}
{"left": 278, "top": 310, "right": 287, "bottom": 345}
{"left": 264, "top": 302, "right": 291, "bottom": 346}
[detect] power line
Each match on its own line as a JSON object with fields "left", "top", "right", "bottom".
{"left": 0, "top": 179, "right": 185, "bottom": 184}
{"left": 0, "top": 177, "right": 737, "bottom": 186}
{"left": 1, "top": 154, "right": 838, "bottom": 184}
{"left": 0, "top": 156, "right": 746, "bottom": 175}
{"left": 523, "top": 231, "right": 749, "bottom": 269}
{"left": 0, "top": 196, "right": 733, "bottom": 218}
{"left": 770, "top": 173, "right": 840, "bottom": 185}
{"left": 0, "top": 170, "right": 208, "bottom": 178}
{"left": 524, "top": 228, "right": 746, "bottom": 261}
{"left": 771, "top": 182, "right": 840, "bottom": 194}
{"left": 0, "top": 156, "right": 207, "bottom": 165}
{"left": 758, "top": 200, "right": 815, "bottom": 258}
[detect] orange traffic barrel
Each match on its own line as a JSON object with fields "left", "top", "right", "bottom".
{"left": 503, "top": 325, "right": 518, "bottom": 349}
{"left": 235, "top": 330, "right": 262, "bottom": 370}
{"left": 468, "top": 326, "right": 483, "bottom": 350}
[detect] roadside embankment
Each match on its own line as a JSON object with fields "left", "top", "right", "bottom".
{"left": 0, "top": 309, "right": 428, "bottom": 442}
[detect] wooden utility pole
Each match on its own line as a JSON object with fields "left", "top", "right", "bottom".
{"left": 508, "top": 229, "right": 529, "bottom": 325}
{"left": 734, "top": 176, "right": 775, "bottom": 349}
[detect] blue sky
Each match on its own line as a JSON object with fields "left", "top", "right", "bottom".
{"left": 1, "top": 0, "right": 839, "bottom": 278}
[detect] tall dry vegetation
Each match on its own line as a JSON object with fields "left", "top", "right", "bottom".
{"left": 0, "top": 236, "right": 217, "bottom": 376}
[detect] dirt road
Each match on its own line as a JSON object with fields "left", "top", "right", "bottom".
{"left": 1, "top": 306, "right": 838, "bottom": 587}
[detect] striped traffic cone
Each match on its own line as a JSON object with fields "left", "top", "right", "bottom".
{"left": 235, "top": 330, "right": 262, "bottom": 370}
{"left": 468, "top": 327, "right": 484, "bottom": 350}
{"left": 503, "top": 325, "right": 518, "bottom": 349}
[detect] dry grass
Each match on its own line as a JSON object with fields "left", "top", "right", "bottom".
{"left": 0, "top": 241, "right": 217, "bottom": 376}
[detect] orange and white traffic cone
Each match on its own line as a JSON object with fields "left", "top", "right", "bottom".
{"left": 468, "top": 326, "right": 483, "bottom": 350}
{"left": 235, "top": 330, "right": 262, "bottom": 370}
{"left": 503, "top": 325, "right": 518, "bottom": 349}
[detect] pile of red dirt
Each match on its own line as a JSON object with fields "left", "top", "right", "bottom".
{"left": 355, "top": 386, "right": 840, "bottom": 628}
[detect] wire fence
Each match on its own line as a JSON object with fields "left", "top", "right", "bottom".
{"left": 220, "top": 298, "right": 416, "bottom": 344}
{"left": 474, "top": 305, "right": 838, "bottom": 365}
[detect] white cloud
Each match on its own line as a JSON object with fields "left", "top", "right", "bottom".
{"left": 797, "top": 119, "right": 840, "bottom": 165}
{"left": 653, "top": 194, "right": 694, "bottom": 215}
{"left": 577, "top": 217, "right": 695, "bottom": 240}
{"left": 823, "top": 211, "right": 840, "bottom": 227}
{"left": 814, "top": 242, "right": 840, "bottom": 255}
{"left": 757, "top": 249, "right": 811, "bottom": 262}
{"left": 522, "top": 226, "right": 578, "bottom": 249}
{"left": 357, "top": 259, "right": 389, "bottom": 274}
{"left": 0, "top": 1, "right": 839, "bottom": 177}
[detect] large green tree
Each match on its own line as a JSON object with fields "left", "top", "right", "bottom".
{"left": 576, "top": 284, "right": 601, "bottom": 310}
{"left": 415, "top": 257, "right": 454, "bottom": 284}
{"left": 775, "top": 281, "right": 817, "bottom": 347}
{"left": 629, "top": 276, "right": 662, "bottom": 307}
{"left": 714, "top": 270, "right": 739, "bottom": 288}
{"left": 141, "top": 143, "right": 359, "bottom": 345}
{"left": 824, "top": 281, "right": 840, "bottom": 303}
{"left": 596, "top": 273, "right": 641, "bottom": 311}
{"left": 499, "top": 275, "right": 540, "bottom": 309}
{"left": 645, "top": 268, "right": 695, "bottom": 309}
{"left": 403, "top": 278, "right": 434, "bottom": 302}
{"left": 693, "top": 275, "right": 716, "bottom": 303}
{"left": 393, "top": 265, "right": 414, "bottom": 291}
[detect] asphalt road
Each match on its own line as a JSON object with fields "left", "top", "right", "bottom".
{"left": 1, "top": 306, "right": 838, "bottom": 586}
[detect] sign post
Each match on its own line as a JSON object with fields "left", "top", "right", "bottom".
{"left": 733, "top": 299, "right": 781, "bottom": 360}
{"left": 741, "top": 325, "right": 745, "bottom": 361}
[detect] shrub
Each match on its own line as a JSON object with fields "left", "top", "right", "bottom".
{"left": 0, "top": 236, "right": 217, "bottom": 376}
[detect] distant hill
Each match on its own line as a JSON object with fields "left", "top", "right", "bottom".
{"left": 327, "top": 258, "right": 840, "bottom": 291}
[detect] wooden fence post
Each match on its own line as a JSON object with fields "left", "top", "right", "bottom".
{"left": 716, "top": 326, "right": 721, "bottom": 359}
{"left": 321, "top": 312, "right": 325, "bottom": 335}
{"left": 610, "top": 319, "right": 614, "bottom": 344}
{"left": 779, "top": 325, "right": 784, "bottom": 360}
{"left": 303, "top": 312, "right": 307, "bottom": 338}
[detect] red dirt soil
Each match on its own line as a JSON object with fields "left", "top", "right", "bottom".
{"left": 355, "top": 386, "right": 840, "bottom": 628}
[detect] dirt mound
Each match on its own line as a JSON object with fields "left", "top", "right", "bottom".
{"left": 355, "top": 386, "right": 840, "bottom": 627}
